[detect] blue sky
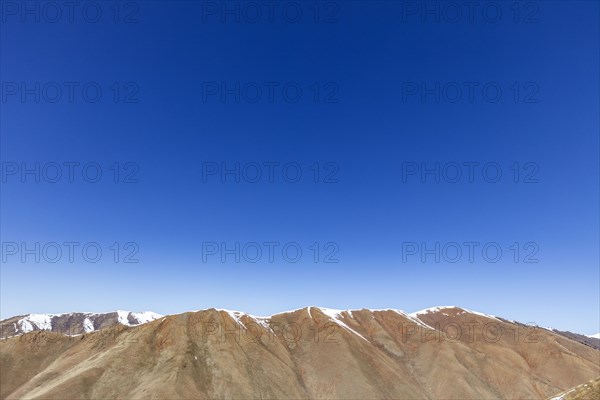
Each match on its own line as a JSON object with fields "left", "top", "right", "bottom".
{"left": 1, "top": 1, "right": 599, "bottom": 335}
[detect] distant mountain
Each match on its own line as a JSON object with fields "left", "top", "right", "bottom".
{"left": 0, "top": 311, "right": 162, "bottom": 339}
{"left": 492, "top": 318, "right": 600, "bottom": 351}
{"left": 1, "top": 306, "right": 598, "bottom": 399}
{"left": 544, "top": 329, "right": 600, "bottom": 350}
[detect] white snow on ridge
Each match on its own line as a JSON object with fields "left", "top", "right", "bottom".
{"left": 205, "top": 305, "right": 498, "bottom": 327}
{"left": 116, "top": 310, "right": 163, "bottom": 326}
{"left": 11, "top": 307, "right": 594, "bottom": 341}
{"left": 270, "top": 306, "right": 316, "bottom": 317}
{"left": 318, "top": 308, "right": 369, "bottom": 342}
{"left": 16, "top": 314, "right": 53, "bottom": 333}
{"left": 409, "top": 306, "right": 500, "bottom": 321}
{"left": 464, "top": 309, "right": 502, "bottom": 321}
{"left": 211, "top": 307, "right": 370, "bottom": 341}
{"left": 27, "top": 314, "right": 52, "bottom": 330}
{"left": 116, "top": 310, "right": 131, "bottom": 325}
{"left": 9, "top": 311, "right": 163, "bottom": 336}
{"left": 388, "top": 309, "right": 436, "bottom": 330}
{"left": 83, "top": 317, "right": 94, "bottom": 333}
{"left": 214, "top": 309, "right": 274, "bottom": 333}
{"left": 217, "top": 309, "right": 246, "bottom": 327}
{"left": 253, "top": 316, "right": 274, "bottom": 333}
{"left": 409, "top": 305, "right": 461, "bottom": 318}
{"left": 17, "top": 319, "right": 34, "bottom": 333}
{"left": 130, "top": 311, "right": 163, "bottom": 324}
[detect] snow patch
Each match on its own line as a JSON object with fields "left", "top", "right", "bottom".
{"left": 17, "top": 314, "right": 52, "bottom": 332}
{"left": 409, "top": 306, "right": 500, "bottom": 321}
{"left": 587, "top": 333, "right": 600, "bottom": 339}
{"left": 4, "top": 310, "right": 163, "bottom": 338}
{"left": 216, "top": 309, "right": 247, "bottom": 327}
{"left": 116, "top": 310, "right": 132, "bottom": 326}
{"left": 130, "top": 311, "right": 163, "bottom": 324}
{"left": 253, "top": 317, "right": 274, "bottom": 333}
{"left": 549, "top": 387, "right": 577, "bottom": 400}
{"left": 83, "top": 317, "right": 94, "bottom": 333}
{"left": 115, "top": 310, "right": 162, "bottom": 326}
{"left": 214, "top": 309, "right": 272, "bottom": 334}
{"left": 18, "top": 319, "right": 34, "bottom": 333}
{"left": 318, "top": 308, "right": 369, "bottom": 342}
{"left": 389, "top": 309, "right": 436, "bottom": 330}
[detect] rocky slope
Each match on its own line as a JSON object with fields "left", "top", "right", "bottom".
{"left": 1, "top": 306, "right": 598, "bottom": 399}
{"left": 548, "top": 377, "right": 600, "bottom": 400}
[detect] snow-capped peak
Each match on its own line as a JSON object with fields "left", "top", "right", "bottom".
{"left": 115, "top": 310, "right": 163, "bottom": 326}
{"left": 587, "top": 333, "right": 600, "bottom": 339}
{"left": 5, "top": 311, "right": 163, "bottom": 337}
{"left": 16, "top": 313, "right": 53, "bottom": 333}
{"left": 409, "top": 306, "right": 500, "bottom": 321}
{"left": 130, "top": 311, "right": 163, "bottom": 324}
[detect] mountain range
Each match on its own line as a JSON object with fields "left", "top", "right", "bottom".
{"left": 1, "top": 306, "right": 599, "bottom": 399}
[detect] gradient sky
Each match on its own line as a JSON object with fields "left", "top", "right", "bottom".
{"left": 1, "top": 1, "right": 599, "bottom": 335}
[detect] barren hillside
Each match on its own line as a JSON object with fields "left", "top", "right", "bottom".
{"left": 1, "top": 306, "right": 598, "bottom": 399}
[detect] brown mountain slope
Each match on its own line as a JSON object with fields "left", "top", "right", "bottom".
{"left": 1, "top": 306, "right": 599, "bottom": 399}
{"left": 547, "top": 377, "right": 600, "bottom": 400}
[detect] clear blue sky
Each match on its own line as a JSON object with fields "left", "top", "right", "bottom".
{"left": 1, "top": 1, "right": 598, "bottom": 335}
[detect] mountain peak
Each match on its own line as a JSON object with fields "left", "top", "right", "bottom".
{"left": 1, "top": 311, "right": 163, "bottom": 339}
